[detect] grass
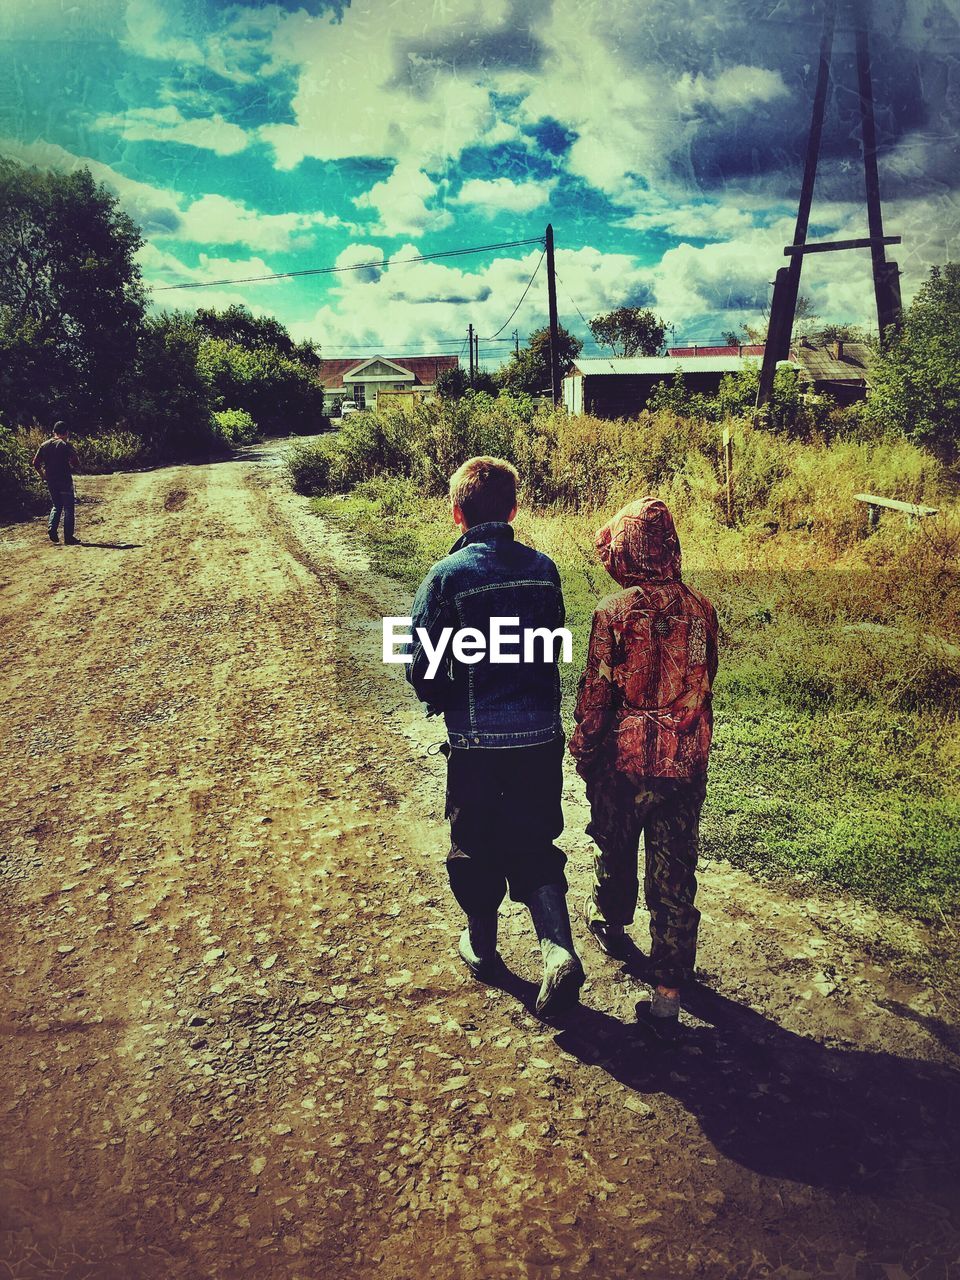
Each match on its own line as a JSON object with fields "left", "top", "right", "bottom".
{"left": 309, "top": 470, "right": 960, "bottom": 920}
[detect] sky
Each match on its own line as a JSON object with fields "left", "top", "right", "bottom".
{"left": 1, "top": 0, "right": 958, "bottom": 364}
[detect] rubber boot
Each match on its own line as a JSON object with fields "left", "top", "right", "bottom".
{"left": 528, "top": 884, "right": 585, "bottom": 1017}
{"left": 458, "top": 914, "right": 499, "bottom": 980}
{"left": 582, "top": 894, "right": 630, "bottom": 959}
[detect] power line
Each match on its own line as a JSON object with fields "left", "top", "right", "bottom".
{"left": 554, "top": 271, "right": 593, "bottom": 331}
{"left": 151, "top": 235, "right": 546, "bottom": 293}
{"left": 484, "top": 249, "right": 545, "bottom": 340}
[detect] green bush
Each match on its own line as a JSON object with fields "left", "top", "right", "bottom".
{"left": 212, "top": 408, "right": 258, "bottom": 447}
{"left": 79, "top": 431, "right": 148, "bottom": 472}
{"left": 287, "top": 437, "right": 336, "bottom": 495}
{"left": 197, "top": 338, "right": 324, "bottom": 436}
{"left": 0, "top": 423, "right": 45, "bottom": 516}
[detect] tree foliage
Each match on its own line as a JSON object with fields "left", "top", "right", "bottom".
{"left": 120, "top": 314, "right": 215, "bottom": 456}
{"left": 868, "top": 263, "right": 960, "bottom": 453}
{"left": 0, "top": 160, "right": 146, "bottom": 429}
{"left": 497, "top": 324, "right": 582, "bottom": 395}
{"left": 196, "top": 337, "right": 324, "bottom": 436}
{"left": 589, "top": 306, "right": 666, "bottom": 357}
{"left": 191, "top": 304, "right": 320, "bottom": 367}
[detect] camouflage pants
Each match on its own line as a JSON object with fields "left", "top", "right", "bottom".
{"left": 584, "top": 767, "right": 706, "bottom": 988}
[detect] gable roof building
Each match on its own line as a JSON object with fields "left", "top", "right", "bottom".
{"left": 790, "top": 339, "right": 875, "bottom": 404}
{"left": 316, "top": 354, "right": 459, "bottom": 408}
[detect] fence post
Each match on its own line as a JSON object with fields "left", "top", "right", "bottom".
{"left": 723, "top": 426, "right": 734, "bottom": 525}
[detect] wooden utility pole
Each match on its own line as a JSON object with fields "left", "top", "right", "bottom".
{"left": 545, "top": 223, "right": 562, "bottom": 406}
{"left": 473, "top": 330, "right": 480, "bottom": 378}
{"left": 759, "top": 0, "right": 837, "bottom": 407}
{"left": 513, "top": 328, "right": 520, "bottom": 358}
{"left": 853, "top": 0, "right": 902, "bottom": 342}
{"left": 468, "top": 323, "right": 474, "bottom": 384}
{"left": 722, "top": 426, "right": 734, "bottom": 526}
{"left": 758, "top": 0, "right": 902, "bottom": 406}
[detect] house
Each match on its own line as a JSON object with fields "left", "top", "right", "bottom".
{"left": 562, "top": 355, "right": 763, "bottom": 418}
{"left": 316, "top": 354, "right": 459, "bottom": 411}
{"left": 672, "top": 340, "right": 876, "bottom": 404}
{"left": 790, "top": 339, "right": 875, "bottom": 405}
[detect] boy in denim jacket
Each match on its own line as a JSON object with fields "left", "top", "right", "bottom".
{"left": 406, "top": 457, "right": 584, "bottom": 1017}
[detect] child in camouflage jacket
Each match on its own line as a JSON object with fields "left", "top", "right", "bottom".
{"left": 570, "top": 497, "right": 718, "bottom": 1039}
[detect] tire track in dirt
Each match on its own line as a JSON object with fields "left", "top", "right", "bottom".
{"left": 1, "top": 442, "right": 958, "bottom": 1279}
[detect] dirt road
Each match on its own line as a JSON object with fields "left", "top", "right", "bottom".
{"left": 1, "top": 441, "right": 958, "bottom": 1279}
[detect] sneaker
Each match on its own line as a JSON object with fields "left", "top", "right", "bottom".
{"left": 635, "top": 998, "right": 681, "bottom": 1044}
{"left": 582, "top": 896, "right": 630, "bottom": 959}
{"left": 64, "top": 536, "right": 80, "bottom": 545}
{"left": 48, "top": 530, "right": 59, "bottom": 543}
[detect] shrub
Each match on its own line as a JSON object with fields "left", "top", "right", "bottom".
{"left": 197, "top": 339, "right": 324, "bottom": 436}
{"left": 0, "top": 423, "right": 45, "bottom": 517}
{"left": 287, "top": 437, "right": 335, "bottom": 495}
{"left": 212, "top": 408, "right": 258, "bottom": 447}
{"left": 79, "top": 431, "right": 148, "bottom": 472}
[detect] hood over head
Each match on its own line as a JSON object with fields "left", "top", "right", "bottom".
{"left": 595, "top": 497, "right": 682, "bottom": 587}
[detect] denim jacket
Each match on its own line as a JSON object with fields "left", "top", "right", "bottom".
{"left": 405, "top": 522, "right": 564, "bottom": 748}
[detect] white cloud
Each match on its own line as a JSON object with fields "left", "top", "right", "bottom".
{"left": 177, "top": 194, "right": 344, "bottom": 251}
{"left": 123, "top": 0, "right": 204, "bottom": 66}
{"left": 94, "top": 106, "right": 250, "bottom": 156}
{"left": 258, "top": 2, "right": 521, "bottom": 172}
{"left": 122, "top": 0, "right": 280, "bottom": 83}
{"left": 675, "top": 66, "right": 789, "bottom": 115}
{"left": 353, "top": 162, "right": 453, "bottom": 238}
{"left": 335, "top": 243, "right": 386, "bottom": 284}
{"left": 0, "top": 137, "right": 344, "bottom": 251}
{"left": 138, "top": 242, "right": 285, "bottom": 314}
{"left": 622, "top": 201, "right": 756, "bottom": 240}
{"left": 291, "top": 242, "right": 649, "bottom": 360}
{"left": 451, "top": 177, "right": 556, "bottom": 216}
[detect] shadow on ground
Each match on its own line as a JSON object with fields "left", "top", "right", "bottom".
{"left": 480, "top": 958, "right": 960, "bottom": 1200}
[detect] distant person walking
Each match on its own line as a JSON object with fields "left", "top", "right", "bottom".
{"left": 33, "top": 423, "right": 79, "bottom": 545}
{"left": 570, "top": 498, "right": 718, "bottom": 1042}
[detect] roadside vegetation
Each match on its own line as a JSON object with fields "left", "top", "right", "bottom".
{"left": 0, "top": 159, "right": 324, "bottom": 516}
{"left": 288, "top": 368, "right": 959, "bottom": 920}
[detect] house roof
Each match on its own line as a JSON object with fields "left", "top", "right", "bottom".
{"left": 790, "top": 341, "right": 874, "bottom": 383}
{"left": 568, "top": 356, "right": 771, "bottom": 377}
{"left": 667, "top": 345, "right": 766, "bottom": 358}
{"left": 316, "top": 354, "right": 459, "bottom": 389}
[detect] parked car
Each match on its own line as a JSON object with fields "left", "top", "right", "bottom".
{"left": 339, "top": 400, "right": 361, "bottom": 417}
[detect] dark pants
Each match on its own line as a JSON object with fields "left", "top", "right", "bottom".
{"left": 48, "top": 481, "right": 75, "bottom": 540}
{"left": 585, "top": 767, "right": 706, "bottom": 988}
{"left": 444, "top": 737, "right": 567, "bottom": 914}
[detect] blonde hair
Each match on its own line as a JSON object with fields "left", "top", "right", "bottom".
{"left": 449, "top": 456, "right": 518, "bottom": 526}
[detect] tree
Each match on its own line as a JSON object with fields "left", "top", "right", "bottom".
{"left": 868, "top": 262, "right": 960, "bottom": 453}
{"left": 589, "top": 307, "right": 666, "bottom": 357}
{"left": 815, "top": 322, "right": 869, "bottom": 345}
{"left": 196, "top": 338, "right": 324, "bottom": 436}
{"left": 792, "top": 295, "right": 820, "bottom": 340}
{"left": 119, "top": 313, "right": 215, "bottom": 456}
{"left": 435, "top": 365, "right": 469, "bottom": 400}
{"left": 0, "top": 159, "right": 145, "bottom": 429}
{"left": 497, "top": 324, "right": 582, "bottom": 395}
{"left": 191, "top": 304, "right": 321, "bottom": 367}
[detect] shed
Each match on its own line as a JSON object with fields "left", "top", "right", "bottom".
{"left": 562, "top": 356, "right": 762, "bottom": 419}
{"left": 791, "top": 340, "right": 875, "bottom": 404}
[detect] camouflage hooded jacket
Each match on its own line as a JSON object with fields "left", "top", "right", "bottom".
{"left": 569, "top": 498, "right": 719, "bottom": 782}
